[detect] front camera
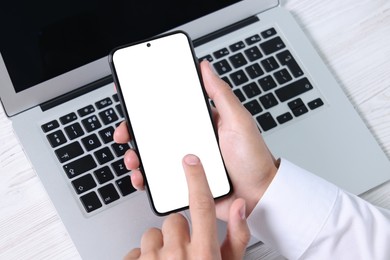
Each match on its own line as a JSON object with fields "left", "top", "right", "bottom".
{"left": 147, "top": 43, "right": 151, "bottom": 47}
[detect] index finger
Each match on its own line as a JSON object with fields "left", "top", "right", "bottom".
{"left": 182, "top": 154, "right": 219, "bottom": 245}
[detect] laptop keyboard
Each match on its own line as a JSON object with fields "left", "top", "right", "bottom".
{"left": 199, "top": 27, "right": 324, "bottom": 132}
{"left": 41, "top": 94, "right": 136, "bottom": 214}
{"left": 41, "top": 26, "right": 324, "bottom": 215}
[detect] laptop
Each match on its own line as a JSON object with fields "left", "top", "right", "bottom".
{"left": 1, "top": 0, "right": 389, "bottom": 259}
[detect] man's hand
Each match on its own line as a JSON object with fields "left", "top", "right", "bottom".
{"left": 124, "top": 155, "right": 250, "bottom": 260}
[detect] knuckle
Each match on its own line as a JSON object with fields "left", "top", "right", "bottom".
{"left": 191, "top": 247, "right": 218, "bottom": 260}
{"left": 192, "top": 195, "right": 214, "bottom": 211}
{"left": 164, "top": 248, "right": 187, "bottom": 260}
{"left": 237, "top": 231, "right": 251, "bottom": 248}
{"left": 164, "top": 213, "right": 188, "bottom": 228}
{"left": 143, "top": 227, "right": 161, "bottom": 238}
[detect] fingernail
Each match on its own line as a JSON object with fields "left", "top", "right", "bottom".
{"left": 239, "top": 202, "right": 246, "bottom": 220}
{"left": 183, "top": 154, "right": 200, "bottom": 166}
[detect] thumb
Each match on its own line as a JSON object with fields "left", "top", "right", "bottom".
{"left": 200, "top": 61, "right": 248, "bottom": 118}
{"left": 221, "top": 198, "right": 250, "bottom": 260}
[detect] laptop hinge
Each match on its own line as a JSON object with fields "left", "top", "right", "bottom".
{"left": 193, "top": 16, "right": 260, "bottom": 47}
{"left": 40, "top": 75, "right": 113, "bottom": 112}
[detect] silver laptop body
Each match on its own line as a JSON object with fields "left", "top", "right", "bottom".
{"left": 1, "top": 0, "right": 389, "bottom": 259}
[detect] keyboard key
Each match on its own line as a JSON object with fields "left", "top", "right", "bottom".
{"left": 258, "top": 75, "right": 277, "bottom": 92}
{"left": 99, "top": 126, "right": 115, "bottom": 143}
{"left": 233, "top": 89, "right": 246, "bottom": 102}
{"left": 221, "top": 76, "right": 233, "bottom": 88}
{"left": 244, "top": 100, "right": 263, "bottom": 115}
{"left": 82, "top": 115, "right": 102, "bottom": 132}
{"left": 95, "top": 97, "right": 113, "bottom": 109}
{"left": 98, "top": 184, "right": 120, "bottom": 205}
{"left": 112, "top": 159, "right": 129, "bottom": 176}
{"left": 94, "top": 147, "right": 114, "bottom": 165}
{"left": 59, "top": 112, "right": 78, "bottom": 125}
{"left": 288, "top": 98, "right": 309, "bottom": 116}
{"left": 81, "top": 134, "right": 102, "bottom": 151}
{"left": 41, "top": 120, "right": 59, "bottom": 133}
{"left": 80, "top": 191, "right": 102, "bottom": 213}
{"left": 64, "top": 122, "right": 85, "bottom": 140}
{"left": 288, "top": 98, "right": 305, "bottom": 110}
{"left": 242, "top": 82, "right": 261, "bottom": 98}
{"left": 261, "top": 57, "right": 279, "bottom": 72}
{"left": 47, "top": 130, "right": 67, "bottom": 148}
{"left": 229, "top": 53, "right": 248, "bottom": 68}
{"left": 72, "top": 174, "right": 97, "bottom": 195}
{"left": 276, "top": 50, "right": 304, "bottom": 78}
{"left": 275, "top": 78, "right": 313, "bottom": 102}
{"left": 245, "top": 63, "right": 264, "bottom": 79}
{"left": 55, "top": 141, "right": 84, "bottom": 163}
{"left": 94, "top": 166, "right": 115, "bottom": 184}
{"left": 199, "top": 54, "right": 213, "bottom": 62}
{"left": 274, "top": 69, "right": 293, "bottom": 85}
{"left": 213, "top": 60, "right": 232, "bottom": 75}
{"left": 112, "top": 93, "right": 119, "bottom": 102}
{"left": 116, "top": 104, "right": 124, "bottom": 118}
{"left": 63, "top": 155, "right": 97, "bottom": 179}
{"left": 261, "top": 28, "right": 277, "bottom": 39}
{"left": 229, "top": 41, "right": 245, "bottom": 52}
{"left": 308, "top": 98, "right": 324, "bottom": 110}
{"left": 77, "top": 105, "right": 95, "bottom": 117}
{"left": 229, "top": 70, "right": 249, "bottom": 86}
{"left": 244, "top": 46, "right": 263, "bottom": 62}
{"left": 292, "top": 105, "right": 309, "bottom": 117}
{"left": 245, "top": 34, "right": 261, "bottom": 45}
{"left": 213, "top": 47, "right": 229, "bottom": 59}
{"left": 259, "top": 93, "right": 279, "bottom": 109}
{"left": 116, "top": 175, "right": 136, "bottom": 196}
{"left": 276, "top": 112, "right": 293, "bottom": 124}
{"left": 112, "top": 143, "right": 130, "bottom": 157}
{"left": 260, "top": 36, "right": 286, "bottom": 55}
{"left": 256, "top": 112, "right": 277, "bottom": 131}
{"left": 99, "top": 108, "right": 118, "bottom": 125}
{"left": 288, "top": 98, "right": 308, "bottom": 116}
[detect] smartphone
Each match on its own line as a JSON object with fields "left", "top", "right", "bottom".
{"left": 109, "top": 31, "right": 231, "bottom": 216}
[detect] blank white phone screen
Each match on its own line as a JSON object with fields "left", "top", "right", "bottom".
{"left": 112, "top": 32, "right": 230, "bottom": 215}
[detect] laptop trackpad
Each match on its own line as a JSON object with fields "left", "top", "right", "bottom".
{"left": 182, "top": 209, "right": 260, "bottom": 247}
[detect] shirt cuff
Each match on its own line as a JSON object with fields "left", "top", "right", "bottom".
{"left": 247, "top": 158, "right": 339, "bottom": 259}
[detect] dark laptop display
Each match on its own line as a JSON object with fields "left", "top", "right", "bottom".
{"left": 0, "top": 0, "right": 240, "bottom": 93}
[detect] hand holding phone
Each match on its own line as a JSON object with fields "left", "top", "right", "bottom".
{"left": 109, "top": 31, "right": 231, "bottom": 216}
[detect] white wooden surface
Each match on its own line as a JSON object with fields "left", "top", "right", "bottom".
{"left": 1, "top": 0, "right": 390, "bottom": 259}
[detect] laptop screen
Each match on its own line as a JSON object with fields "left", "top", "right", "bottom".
{"left": 0, "top": 0, "right": 240, "bottom": 93}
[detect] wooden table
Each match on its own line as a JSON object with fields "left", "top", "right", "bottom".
{"left": 1, "top": 0, "right": 390, "bottom": 259}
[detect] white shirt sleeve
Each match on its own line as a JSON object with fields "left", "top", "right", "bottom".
{"left": 247, "top": 158, "right": 390, "bottom": 260}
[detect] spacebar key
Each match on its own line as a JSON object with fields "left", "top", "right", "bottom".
{"left": 275, "top": 78, "right": 313, "bottom": 102}
{"left": 63, "top": 155, "right": 97, "bottom": 179}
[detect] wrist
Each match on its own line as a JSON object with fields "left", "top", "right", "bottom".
{"left": 246, "top": 158, "right": 279, "bottom": 217}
